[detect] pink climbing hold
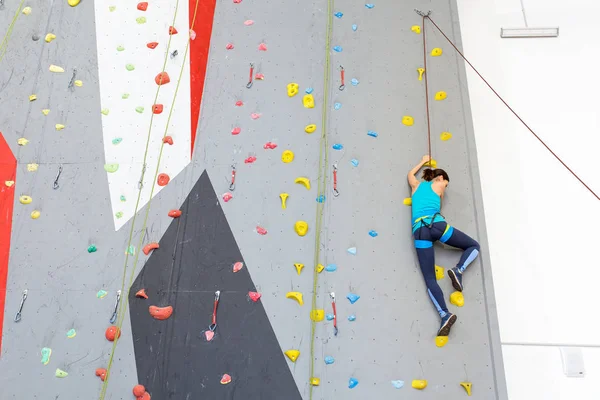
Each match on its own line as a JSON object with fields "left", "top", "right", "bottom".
{"left": 256, "top": 226, "right": 267, "bottom": 235}
{"left": 205, "top": 330, "right": 215, "bottom": 341}
{"left": 231, "top": 127, "right": 241, "bottom": 135}
{"left": 233, "top": 262, "right": 244, "bottom": 272}
{"left": 244, "top": 20, "right": 254, "bottom": 26}
{"left": 255, "top": 73, "right": 265, "bottom": 80}
{"left": 250, "top": 113, "right": 261, "bottom": 120}
{"left": 258, "top": 43, "right": 267, "bottom": 51}
{"left": 244, "top": 156, "right": 257, "bottom": 164}
{"left": 189, "top": 30, "right": 196, "bottom": 40}
{"left": 263, "top": 142, "right": 277, "bottom": 150}
{"left": 233, "top": 0, "right": 241, "bottom": 3}
{"left": 169, "top": 26, "right": 178, "bottom": 35}
{"left": 248, "top": 291, "right": 261, "bottom": 302}
{"left": 235, "top": 100, "right": 243, "bottom": 107}
{"left": 222, "top": 192, "right": 233, "bottom": 202}
{"left": 226, "top": 43, "right": 234, "bottom": 50}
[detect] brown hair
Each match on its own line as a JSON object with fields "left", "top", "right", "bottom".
{"left": 422, "top": 168, "right": 449, "bottom": 182}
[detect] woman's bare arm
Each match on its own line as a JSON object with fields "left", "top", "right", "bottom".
{"left": 408, "top": 155, "right": 430, "bottom": 191}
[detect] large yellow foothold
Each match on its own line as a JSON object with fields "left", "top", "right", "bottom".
{"left": 316, "top": 264, "right": 325, "bottom": 273}
{"left": 286, "top": 291, "right": 304, "bottom": 306}
{"left": 5, "top": 181, "right": 15, "bottom": 187}
{"left": 294, "top": 177, "right": 310, "bottom": 190}
{"left": 29, "top": 94, "right": 37, "bottom": 102}
{"left": 22, "top": 6, "right": 32, "bottom": 15}
{"left": 294, "top": 263, "right": 304, "bottom": 275}
{"left": 435, "top": 265, "right": 444, "bottom": 280}
{"left": 74, "top": 80, "right": 83, "bottom": 87}
{"left": 295, "top": 221, "right": 308, "bottom": 237}
{"left": 431, "top": 47, "right": 443, "bottom": 56}
{"left": 27, "top": 163, "right": 39, "bottom": 172}
{"left": 435, "top": 91, "right": 447, "bottom": 101}
{"left": 402, "top": 116, "right": 414, "bottom": 126}
{"left": 68, "top": 0, "right": 81, "bottom": 6}
{"left": 282, "top": 150, "right": 294, "bottom": 163}
{"left": 411, "top": 25, "right": 421, "bottom": 34}
{"left": 49, "top": 65, "right": 65, "bottom": 73}
{"left": 55, "top": 124, "right": 65, "bottom": 131}
{"left": 310, "top": 377, "right": 320, "bottom": 386}
{"left": 310, "top": 309, "right": 325, "bottom": 322}
{"left": 31, "top": 210, "right": 41, "bottom": 219}
{"left": 417, "top": 68, "right": 425, "bottom": 81}
{"left": 450, "top": 291, "right": 465, "bottom": 307}
{"left": 19, "top": 195, "right": 32, "bottom": 205}
{"left": 42, "top": 109, "right": 50, "bottom": 116}
{"left": 440, "top": 131, "right": 452, "bottom": 141}
{"left": 305, "top": 124, "right": 316, "bottom": 134}
{"left": 423, "top": 159, "right": 437, "bottom": 168}
{"left": 287, "top": 83, "right": 299, "bottom": 97}
{"left": 303, "top": 94, "right": 315, "bottom": 108}
{"left": 45, "top": 33, "right": 56, "bottom": 43}
{"left": 412, "top": 380, "right": 428, "bottom": 390}
{"left": 435, "top": 336, "right": 449, "bottom": 348}
{"left": 285, "top": 349, "right": 300, "bottom": 362}
{"left": 17, "top": 138, "right": 29, "bottom": 146}
{"left": 460, "top": 382, "right": 472, "bottom": 396}
{"left": 280, "top": 193, "right": 289, "bottom": 209}
{"left": 403, "top": 197, "right": 412, "bottom": 206}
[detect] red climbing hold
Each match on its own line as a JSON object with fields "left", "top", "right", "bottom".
{"left": 105, "top": 326, "right": 121, "bottom": 341}
{"left": 137, "top": 393, "right": 151, "bottom": 400}
{"left": 233, "top": 0, "right": 241, "bottom": 3}
{"left": 258, "top": 43, "right": 267, "bottom": 51}
{"left": 256, "top": 226, "right": 267, "bottom": 235}
{"left": 133, "top": 385, "right": 146, "bottom": 397}
{"left": 233, "top": 262, "right": 244, "bottom": 272}
{"left": 157, "top": 173, "right": 170, "bottom": 186}
{"left": 169, "top": 26, "right": 178, "bottom": 35}
{"left": 135, "top": 289, "right": 148, "bottom": 299}
{"left": 244, "top": 156, "right": 257, "bottom": 164}
{"left": 137, "top": 2, "right": 148, "bottom": 11}
{"left": 168, "top": 209, "right": 182, "bottom": 218}
{"left": 162, "top": 136, "right": 173, "bottom": 145}
{"left": 220, "top": 374, "right": 232, "bottom": 384}
{"left": 152, "top": 104, "right": 163, "bottom": 114}
{"left": 235, "top": 101, "right": 243, "bottom": 107}
{"left": 255, "top": 73, "right": 265, "bottom": 80}
{"left": 155, "top": 72, "right": 170, "bottom": 85}
{"left": 222, "top": 192, "right": 233, "bottom": 202}
{"left": 226, "top": 43, "right": 234, "bottom": 50}
{"left": 95, "top": 368, "right": 107, "bottom": 381}
{"left": 149, "top": 305, "right": 173, "bottom": 320}
{"left": 147, "top": 42, "right": 158, "bottom": 49}
{"left": 263, "top": 142, "right": 277, "bottom": 149}
{"left": 249, "top": 291, "right": 261, "bottom": 302}
{"left": 143, "top": 242, "right": 159, "bottom": 255}
{"left": 231, "top": 127, "right": 241, "bottom": 135}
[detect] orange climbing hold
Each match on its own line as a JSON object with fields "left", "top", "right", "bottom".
{"left": 95, "top": 368, "right": 107, "bottom": 381}
{"left": 168, "top": 209, "right": 182, "bottom": 218}
{"left": 169, "top": 26, "right": 178, "bottom": 35}
{"left": 137, "top": 2, "right": 148, "bottom": 11}
{"left": 162, "top": 136, "right": 173, "bottom": 145}
{"left": 143, "top": 242, "right": 159, "bottom": 255}
{"left": 137, "top": 393, "right": 151, "bottom": 400}
{"left": 152, "top": 104, "right": 163, "bottom": 114}
{"left": 149, "top": 305, "right": 173, "bottom": 320}
{"left": 147, "top": 42, "right": 158, "bottom": 49}
{"left": 105, "top": 326, "right": 121, "bottom": 341}
{"left": 133, "top": 385, "right": 146, "bottom": 397}
{"left": 157, "top": 173, "right": 170, "bottom": 186}
{"left": 155, "top": 72, "right": 170, "bottom": 85}
{"left": 135, "top": 289, "right": 148, "bottom": 299}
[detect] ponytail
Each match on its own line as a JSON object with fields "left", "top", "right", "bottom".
{"left": 422, "top": 168, "right": 450, "bottom": 182}
{"left": 422, "top": 168, "right": 435, "bottom": 181}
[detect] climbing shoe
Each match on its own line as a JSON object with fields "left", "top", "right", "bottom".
{"left": 437, "top": 313, "right": 457, "bottom": 337}
{"left": 448, "top": 267, "right": 463, "bottom": 292}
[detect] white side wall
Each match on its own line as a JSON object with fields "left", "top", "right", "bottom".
{"left": 458, "top": 0, "right": 600, "bottom": 398}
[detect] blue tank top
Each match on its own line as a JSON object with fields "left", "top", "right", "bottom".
{"left": 411, "top": 181, "right": 445, "bottom": 230}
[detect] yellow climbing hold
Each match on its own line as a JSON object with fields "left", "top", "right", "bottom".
{"left": 435, "top": 265, "right": 444, "bottom": 280}
{"left": 281, "top": 150, "right": 294, "bottom": 163}
{"left": 305, "top": 124, "right": 316, "bottom": 133}
{"left": 101, "top": 108, "right": 110, "bottom": 116}
{"left": 295, "top": 221, "right": 308, "bottom": 236}
{"left": 31, "top": 210, "right": 41, "bottom": 219}
{"left": 68, "top": 0, "right": 81, "bottom": 6}
{"left": 279, "top": 193, "right": 289, "bottom": 209}
{"left": 431, "top": 47, "right": 443, "bottom": 56}
{"left": 435, "top": 91, "right": 447, "bottom": 101}
{"left": 402, "top": 116, "right": 414, "bottom": 126}
{"left": 55, "top": 124, "right": 65, "bottom": 131}
{"left": 440, "top": 131, "right": 452, "bottom": 141}
{"left": 285, "top": 349, "right": 300, "bottom": 362}
{"left": 411, "top": 25, "right": 421, "bottom": 34}
{"left": 286, "top": 291, "right": 304, "bottom": 305}
{"left": 417, "top": 67, "right": 425, "bottom": 81}
{"left": 450, "top": 291, "right": 464, "bottom": 307}
{"left": 49, "top": 65, "right": 65, "bottom": 73}
{"left": 45, "top": 33, "right": 56, "bottom": 43}
{"left": 22, "top": 7, "right": 32, "bottom": 15}
{"left": 303, "top": 94, "right": 315, "bottom": 108}
{"left": 42, "top": 109, "right": 50, "bottom": 116}
{"left": 74, "top": 80, "right": 83, "bottom": 87}
{"left": 294, "top": 177, "right": 310, "bottom": 190}
{"left": 287, "top": 83, "right": 299, "bottom": 97}
{"left": 19, "top": 196, "right": 32, "bottom": 205}
{"left": 29, "top": 94, "right": 37, "bottom": 102}
{"left": 460, "top": 382, "right": 472, "bottom": 396}
{"left": 310, "top": 377, "right": 320, "bottom": 386}
{"left": 17, "top": 138, "right": 29, "bottom": 146}
{"left": 435, "top": 336, "right": 449, "bottom": 348}
{"left": 403, "top": 198, "right": 412, "bottom": 206}
{"left": 412, "top": 380, "right": 428, "bottom": 390}
{"left": 310, "top": 309, "right": 325, "bottom": 322}
{"left": 316, "top": 264, "right": 325, "bottom": 273}
{"left": 55, "top": 368, "right": 68, "bottom": 378}
{"left": 27, "top": 163, "right": 39, "bottom": 172}
{"left": 5, "top": 181, "right": 14, "bottom": 187}
{"left": 294, "top": 263, "right": 304, "bottom": 275}
{"left": 423, "top": 159, "right": 437, "bottom": 168}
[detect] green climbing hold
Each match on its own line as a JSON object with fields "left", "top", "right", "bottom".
{"left": 55, "top": 368, "right": 68, "bottom": 378}
{"left": 109, "top": 5, "right": 116, "bottom": 11}
{"left": 87, "top": 245, "right": 97, "bottom": 253}
{"left": 104, "top": 163, "right": 119, "bottom": 173}
{"left": 135, "top": 106, "right": 144, "bottom": 113}
{"left": 126, "top": 246, "right": 135, "bottom": 255}
{"left": 41, "top": 347, "right": 52, "bottom": 365}
{"left": 97, "top": 290, "right": 108, "bottom": 299}
{"left": 112, "top": 138, "right": 122, "bottom": 145}
{"left": 117, "top": 45, "right": 125, "bottom": 51}
{"left": 66, "top": 329, "right": 76, "bottom": 338}
{"left": 136, "top": 16, "right": 147, "bottom": 24}
{"left": 101, "top": 108, "right": 109, "bottom": 116}
{"left": 115, "top": 212, "right": 123, "bottom": 219}
{"left": 122, "top": 93, "right": 130, "bottom": 99}
{"left": 126, "top": 64, "right": 135, "bottom": 71}
{"left": 119, "top": 195, "right": 126, "bottom": 202}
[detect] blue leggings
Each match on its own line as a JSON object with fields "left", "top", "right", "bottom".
{"left": 414, "top": 221, "right": 480, "bottom": 317}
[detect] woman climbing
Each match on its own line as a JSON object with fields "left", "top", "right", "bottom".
{"left": 408, "top": 155, "right": 481, "bottom": 337}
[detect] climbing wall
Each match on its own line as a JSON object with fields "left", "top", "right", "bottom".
{"left": 0, "top": 0, "right": 507, "bottom": 399}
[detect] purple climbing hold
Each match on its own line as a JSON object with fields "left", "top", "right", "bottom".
{"left": 347, "top": 293, "right": 360, "bottom": 304}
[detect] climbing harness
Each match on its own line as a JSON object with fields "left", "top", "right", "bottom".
{"left": 338, "top": 65, "right": 345, "bottom": 90}
{"left": 13, "top": 289, "right": 27, "bottom": 322}
{"left": 208, "top": 290, "right": 221, "bottom": 332}
{"left": 332, "top": 164, "right": 339, "bottom": 197}
{"left": 330, "top": 292, "right": 338, "bottom": 336}
{"left": 413, "top": 212, "right": 445, "bottom": 231}
{"left": 229, "top": 165, "right": 236, "bottom": 191}
{"left": 246, "top": 63, "right": 254, "bottom": 88}
{"left": 52, "top": 165, "right": 63, "bottom": 190}
{"left": 109, "top": 290, "right": 121, "bottom": 324}
{"left": 68, "top": 69, "right": 77, "bottom": 90}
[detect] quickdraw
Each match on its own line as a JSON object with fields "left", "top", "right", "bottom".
{"left": 208, "top": 290, "right": 221, "bottom": 332}
{"left": 68, "top": 68, "right": 77, "bottom": 90}
{"left": 333, "top": 164, "right": 339, "bottom": 197}
{"left": 53, "top": 164, "right": 63, "bottom": 190}
{"left": 246, "top": 63, "right": 254, "bottom": 88}
{"left": 330, "top": 292, "right": 338, "bottom": 336}
{"left": 338, "top": 65, "right": 345, "bottom": 91}
{"left": 229, "top": 165, "right": 236, "bottom": 191}
{"left": 109, "top": 290, "right": 121, "bottom": 324}
{"left": 14, "top": 289, "right": 27, "bottom": 322}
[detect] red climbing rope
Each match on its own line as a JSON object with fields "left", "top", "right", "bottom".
{"left": 424, "top": 15, "right": 599, "bottom": 201}
{"left": 421, "top": 15, "right": 433, "bottom": 164}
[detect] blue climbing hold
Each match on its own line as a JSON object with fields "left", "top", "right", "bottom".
{"left": 325, "top": 264, "right": 338, "bottom": 272}
{"left": 367, "top": 130, "right": 378, "bottom": 138}
{"left": 334, "top": 102, "right": 342, "bottom": 110}
{"left": 316, "top": 195, "right": 326, "bottom": 203}
{"left": 347, "top": 293, "right": 360, "bottom": 304}
{"left": 348, "top": 314, "right": 356, "bottom": 321}
{"left": 324, "top": 356, "right": 335, "bottom": 365}
{"left": 305, "top": 87, "right": 314, "bottom": 94}
{"left": 351, "top": 159, "right": 359, "bottom": 167}
{"left": 352, "top": 24, "right": 358, "bottom": 31}
{"left": 391, "top": 380, "right": 405, "bottom": 389}
{"left": 333, "top": 144, "right": 343, "bottom": 150}
{"left": 347, "top": 247, "right": 357, "bottom": 255}
{"left": 351, "top": 78, "right": 359, "bottom": 86}
{"left": 334, "top": 12, "right": 343, "bottom": 18}
{"left": 326, "top": 313, "right": 334, "bottom": 321}
{"left": 333, "top": 46, "right": 343, "bottom": 52}
{"left": 368, "top": 230, "right": 378, "bottom": 237}
{"left": 349, "top": 378, "right": 359, "bottom": 389}
{"left": 365, "top": 3, "right": 375, "bottom": 9}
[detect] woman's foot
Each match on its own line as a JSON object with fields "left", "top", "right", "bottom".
{"left": 437, "top": 313, "right": 457, "bottom": 336}
{"left": 448, "top": 267, "right": 463, "bottom": 292}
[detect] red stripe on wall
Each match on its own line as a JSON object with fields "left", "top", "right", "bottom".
{"left": 189, "top": 0, "right": 217, "bottom": 158}
{"left": 0, "top": 132, "right": 16, "bottom": 357}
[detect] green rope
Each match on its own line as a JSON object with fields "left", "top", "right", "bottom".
{"left": 0, "top": 0, "right": 27, "bottom": 65}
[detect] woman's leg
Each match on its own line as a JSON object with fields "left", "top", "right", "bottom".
{"left": 439, "top": 224, "right": 480, "bottom": 291}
